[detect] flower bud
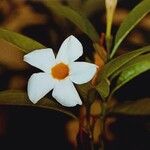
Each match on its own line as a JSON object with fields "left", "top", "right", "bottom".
{"left": 105, "top": 0, "right": 117, "bottom": 38}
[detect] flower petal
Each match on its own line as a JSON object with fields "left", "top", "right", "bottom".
{"left": 56, "top": 35, "right": 83, "bottom": 63}
{"left": 24, "top": 48, "right": 55, "bottom": 73}
{"left": 69, "top": 62, "right": 98, "bottom": 84}
{"left": 52, "top": 79, "right": 82, "bottom": 107}
{"left": 27, "top": 73, "right": 55, "bottom": 103}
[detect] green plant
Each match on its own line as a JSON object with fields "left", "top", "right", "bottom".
{"left": 0, "top": 0, "right": 149, "bottom": 149}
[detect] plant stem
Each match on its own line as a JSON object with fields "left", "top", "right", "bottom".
{"left": 106, "top": 35, "right": 112, "bottom": 59}
{"left": 98, "top": 101, "right": 107, "bottom": 150}
{"left": 86, "top": 105, "right": 94, "bottom": 150}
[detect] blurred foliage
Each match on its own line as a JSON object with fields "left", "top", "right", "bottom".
{"left": 109, "top": 98, "right": 150, "bottom": 115}
{"left": 0, "top": 90, "right": 77, "bottom": 119}
{"left": 0, "top": 0, "right": 149, "bottom": 149}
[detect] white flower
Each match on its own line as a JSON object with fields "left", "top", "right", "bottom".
{"left": 24, "top": 35, "right": 98, "bottom": 107}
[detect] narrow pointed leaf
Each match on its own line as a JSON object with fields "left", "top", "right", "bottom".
{"left": 110, "top": 0, "right": 150, "bottom": 58}
{"left": 0, "top": 90, "right": 77, "bottom": 119}
{"left": 100, "top": 46, "right": 150, "bottom": 80}
{"left": 0, "top": 28, "right": 45, "bottom": 53}
{"left": 110, "top": 53, "right": 150, "bottom": 80}
{"left": 44, "top": 1, "right": 99, "bottom": 42}
{"left": 111, "top": 54, "right": 150, "bottom": 94}
{"left": 96, "top": 46, "right": 150, "bottom": 99}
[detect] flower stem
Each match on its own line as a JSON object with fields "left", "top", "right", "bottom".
{"left": 98, "top": 101, "right": 107, "bottom": 150}
{"left": 77, "top": 104, "right": 94, "bottom": 150}
{"left": 86, "top": 105, "right": 94, "bottom": 150}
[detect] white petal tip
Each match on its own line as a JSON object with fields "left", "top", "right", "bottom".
{"left": 96, "top": 65, "right": 99, "bottom": 69}
{"left": 23, "top": 55, "right": 27, "bottom": 61}
{"left": 69, "top": 35, "right": 76, "bottom": 38}
{"left": 28, "top": 96, "right": 39, "bottom": 104}
{"left": 93, "top": 65, "right": 99, "bottom": 74}
{"left": 31, "top": 101, "right": 37, "bottom": 104}
{"left": 78, "top": 101, "right": 82, "bottom": 105}
{"left": 23, "top": 55, "right": 30, "bottom": 63}
{"left": 67, "top": 35, "right": 81, "bottom": 44}
{"left": 65, "top": 101, "right": 82, "bottom": 107}
{"left": 74, "top": 99, "right": 82, "bottom": 107}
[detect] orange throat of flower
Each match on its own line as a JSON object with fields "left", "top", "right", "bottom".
{"left": 51, "top": 63, "right": 69, "bottom": 80}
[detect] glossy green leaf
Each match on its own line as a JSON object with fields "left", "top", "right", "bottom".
{"left": 0, "top": 90, "right": 77, "bottom": 119}
{"left": 44, "top": 1, "right": 99, "bottom": 42}
{"left": 96, "top": 46, "right": 150, "bottom": 99}
{"left": 109, "top": 98, "right": 150, "bottom": 115}
{"left": 0, "top": 28, "right": 45, "bottom": 53}
{"left": 110, "top": 53, "right": 150, "bottom": 80}
{"left": 110, "top": 0, "right": 150, "bottom": 58}
{"left": 100, "top": 46, "right": 150, "bottom": 80}
{"left": 111, "top": 54, "right": 150, "bottom": 94}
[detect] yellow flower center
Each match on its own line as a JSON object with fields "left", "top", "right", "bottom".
{"left": 51, "top": 63, "right": 69, "bottom": 80}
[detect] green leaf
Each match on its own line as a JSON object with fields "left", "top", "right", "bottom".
{"left": 67, "top": 0, "right": 82, "bottom": 11}
{"left": 109, "top": 98, "right": 150, "bottom": 115}
{"left": 110, "top": 53, "right": 150, "bottom": 80}
{"left": 110, "top": 0, "right": 150, "bottom": 58}
{"left": 82, "top": 0, "right": 104, "bottom": 16}
{"left": 0, "top": 90, "right": 77, "bottom": 119}
{"left": 77, "top": 83, "right": 97, "bottom": 105}
{"left": 44, "top": 1, "right": 99, "bottom": 42}
{"left": 96, "top": 78, "right": 110, "bottom": 100}
{"left": 96, "top": 46, "right": 150, "bottom": 99}
{"left": 101, "top": 46, "right": 150, "bottom": 80}
{"left": 0, "top": 28, "right": 45, "bottom": 53}
{"left": 111, "top": 54, "right": 150, "bottom": 94}
{"left": 77, "top": 82, "right": 94, "bottom": 100}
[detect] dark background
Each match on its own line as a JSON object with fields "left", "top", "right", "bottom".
{"left": 0, "top": 0, "right": 149, "bottom": 149}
